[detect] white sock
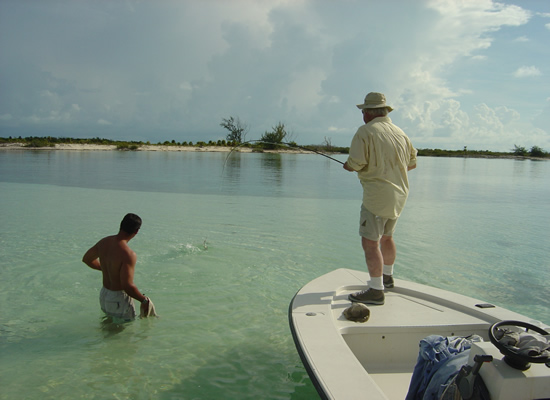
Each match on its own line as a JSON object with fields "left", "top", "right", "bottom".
{"left": 368, "top": 276, "right": 384, "bottom": 291}
{"left": 383, "top": 264, "right": 394, "bottom": 276}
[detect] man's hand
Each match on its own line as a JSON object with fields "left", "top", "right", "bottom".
{"left": 140, "top": 297, "right": 150, "bottom": 316}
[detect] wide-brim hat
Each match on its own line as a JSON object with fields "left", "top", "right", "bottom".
{"left": 356, "top": 92, "right": 393, "bottom": 112}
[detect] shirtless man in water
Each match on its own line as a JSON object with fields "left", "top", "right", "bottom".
{"left": 82, "top": 213, "right": 150, "bottom": 320}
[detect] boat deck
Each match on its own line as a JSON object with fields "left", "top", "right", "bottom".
{"left": 290, "top": 268, "right": 534, "bottom": 400}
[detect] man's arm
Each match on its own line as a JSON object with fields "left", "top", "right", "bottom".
{"left": 82, "top": 243, "right": 102, "bottom": 271}
{"left": 408, "top": 144, "right": 418, "bottom": 172}
{"left": 343, "top": 161, "right": 355, "bottom": 172}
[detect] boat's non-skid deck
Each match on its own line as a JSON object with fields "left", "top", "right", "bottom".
{"left": 333, "top": 287, "right": 493, "bottom": 333}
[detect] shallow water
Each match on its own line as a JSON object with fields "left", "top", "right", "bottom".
{"left": 0, "top": 150, "right": 548, "bottom": 399}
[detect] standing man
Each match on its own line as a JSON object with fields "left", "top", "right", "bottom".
{"left": 344, "top": 92, "right": 417, "bottom": 305}
{"left": 82, "top": 213, "right": 151, "bottom": 320}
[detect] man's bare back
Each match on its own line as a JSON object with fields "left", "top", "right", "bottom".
{"left": 92, "top": 234, "right": 137, "bottom": 291}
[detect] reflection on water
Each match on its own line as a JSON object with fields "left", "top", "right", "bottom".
{"left": 261, "top": 153, "right": 283, "bottom": 187}
{"left": 528, "top": 159, "right": 547, "bottom": 180}
{"left": 221, "top": 151, "right": 242, "bottom": 194}
{"left": 0, "top": 149, "right": 355, "bottom": 199}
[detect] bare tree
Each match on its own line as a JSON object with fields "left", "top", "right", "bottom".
{"left": 220, "top": 116, "right": 249, "bottom": 144}
{"left": 323, "top": 136, "right": 333, "bottom": 151}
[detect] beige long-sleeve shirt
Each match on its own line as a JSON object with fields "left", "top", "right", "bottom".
{"left": 346, "top": 116, "right": 417, "bottom": 219}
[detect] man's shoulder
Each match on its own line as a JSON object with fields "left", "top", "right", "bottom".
{"left": 96, "top": 235, "right": 114, "bottom": 247}
{"left": 374, "top": 117, "right": 408, "bottom": 135}
{"left": 121, "top": 245, "right": 137, "bottom": 263}
{"left": 100, "top": 234, "right": 118, "bottom": 241}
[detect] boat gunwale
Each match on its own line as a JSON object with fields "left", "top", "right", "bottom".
{"left": 288, "top": 290, "right": 330, "bottom": 400}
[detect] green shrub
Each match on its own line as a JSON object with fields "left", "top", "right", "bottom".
{"left": 260, "top": 122, "right": 288, "bottom": 149}
{"left": 25, "top": 139, "right": 54, "bottom": 148}
{"left": 512, "top": 145, "right": 528, "bottom": 156}
{"left": 530, "top": 146, "right": 545, "bottom": 157}
{"left": 116, "top": 143, "right": 139, "bottom": 151}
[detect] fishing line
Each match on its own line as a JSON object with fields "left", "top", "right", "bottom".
{"left": 222, "top": 140, "right": 344, "bottom": 175}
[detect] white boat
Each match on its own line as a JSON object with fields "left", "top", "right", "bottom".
{"left": 289, "top": 268, "right": 550, "bottom": 400}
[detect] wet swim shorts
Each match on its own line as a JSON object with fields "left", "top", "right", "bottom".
{"left": 99, "top": 287, "right": 136, "bottom": 321}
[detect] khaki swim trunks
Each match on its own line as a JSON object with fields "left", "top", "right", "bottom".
{"left": 99, "top": 287, "right": 136, "bottom": 321}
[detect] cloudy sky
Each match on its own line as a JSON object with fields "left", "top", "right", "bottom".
{"left": 1, "top": 0, "right": 549, "bottom": 151}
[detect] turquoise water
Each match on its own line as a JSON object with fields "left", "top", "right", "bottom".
{"left": 0, "top": 150, "right": 548, "bottom": 399}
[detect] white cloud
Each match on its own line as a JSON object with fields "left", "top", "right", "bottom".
{"left": 513, "top": 36, "right": 529, "bottom": 42}
{"left": 328, "top": 126, "right": 347, "bottom": 133}
{"left": 513, "top": 66, "right": 542, "bottom": 78}
{"left": 97, "top": 119, "right": 112, "bottom": 126}
{"left": 179, "top": 82, "right": 192, "bottom": 91}
{"left": 495, "top": 105, "right": 520, "bottom": 125}
{"left": 411, "top": 102, "right": 532, "bottom": 150}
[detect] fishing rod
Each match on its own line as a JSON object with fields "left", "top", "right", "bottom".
{"left": 223, "top": 140, "right": 344, "bottom": 173}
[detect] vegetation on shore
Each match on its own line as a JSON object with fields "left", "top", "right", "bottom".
{"left": 1, "top": 116, "right": 548, "bottom": 159}
{"left": 417, "top": 145, "right": 549, "bottom": 159}
{"left": 0, "top": 136, "right": 548, "bottom": 159}
{"left": 0, "top": 135, "right": 351, "bottom": 154}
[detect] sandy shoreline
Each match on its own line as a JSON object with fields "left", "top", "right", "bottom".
{"left": 0, "top": 142, "right": 312, "bottom": 154}
{"left": 1, "top": 142, "right": 547, "bottom": 161}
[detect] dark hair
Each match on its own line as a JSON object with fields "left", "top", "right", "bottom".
{"left": 120, "top": 213, "right": 142, "bottom": 234}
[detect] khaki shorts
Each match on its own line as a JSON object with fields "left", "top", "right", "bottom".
{"left": 359, "top": 204, "right": 398, "bottom": 241}
{"left": 100, "top": 287, "right": 136, "bottom": 321}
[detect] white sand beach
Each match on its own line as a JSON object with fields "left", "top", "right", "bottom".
{"left": 0, "top": 142, "right": 313, "bottom": 154}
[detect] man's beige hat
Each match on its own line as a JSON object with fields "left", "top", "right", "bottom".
{"left": 356, "top": 92, "right": 393, "bottom": 112}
